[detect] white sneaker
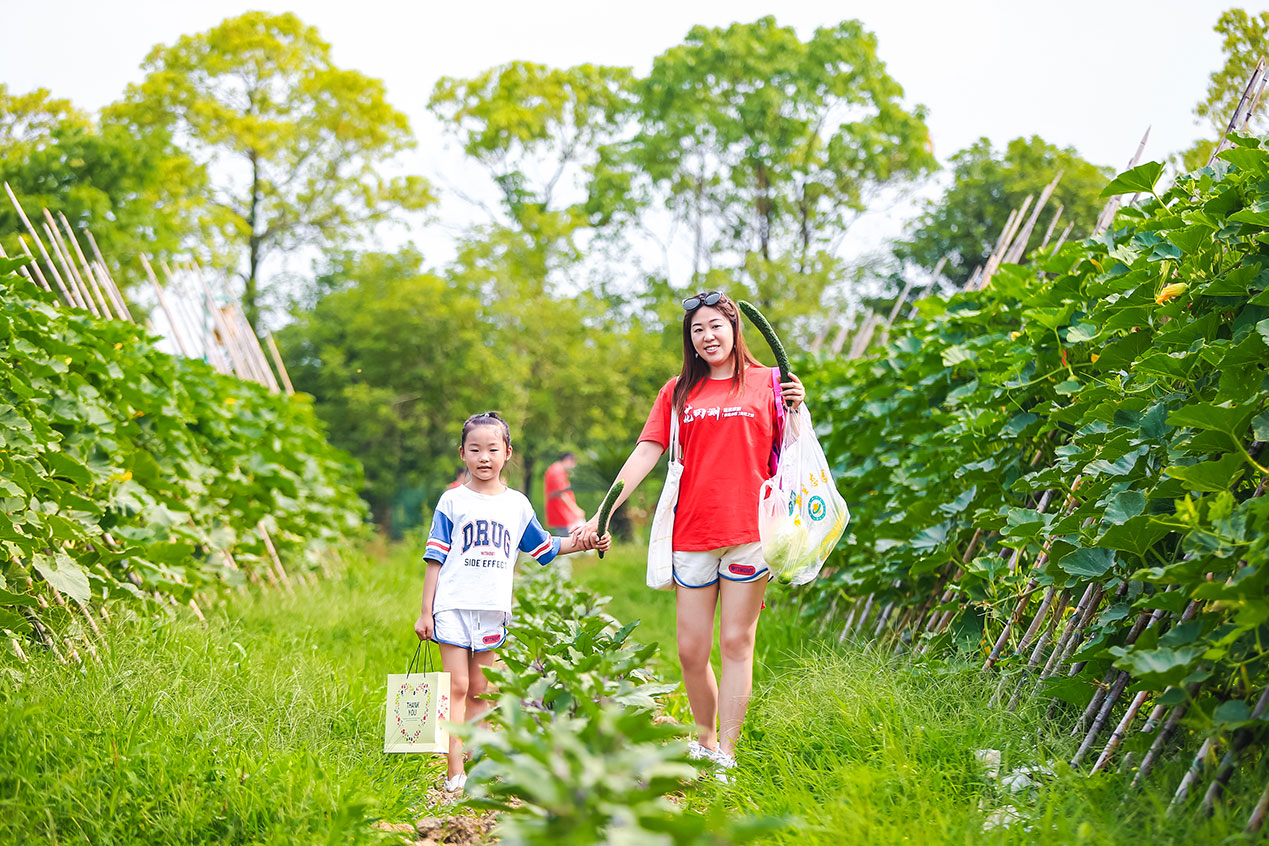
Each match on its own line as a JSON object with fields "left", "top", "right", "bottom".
{"left": 442, "top": 773, "right": 467, "bottom": 792}
{"left": 687, "top": 740, "right": 716, "bottom": 762}
{"left": 712, "top": 751, "right": 736, "bottom": 784}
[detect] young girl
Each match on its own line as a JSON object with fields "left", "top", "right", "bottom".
{"left": 574, "top": 292, "right": 804, "bottom": 782}
{"left": 414, "top": 411, "right": 609, "bottom": 793}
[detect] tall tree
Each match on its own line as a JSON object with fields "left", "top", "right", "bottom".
{"left": 1181, "top": 8, "right": 1269, "bottom": 171}
{"left": 0, "top": 86, "right": 200, "bottom": 285}
{"left": 605, "top": 17, "right": 936, "bottom": 333}
{"left": 109, "top": 11, "right": 433, "bottom": 328}
{"left": 895, "top": 136, "right": 1112, "bottom": 287}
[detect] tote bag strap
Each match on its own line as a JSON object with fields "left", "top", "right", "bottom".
{"left": 668, "top": 402, "right": 681, "bottom": 464}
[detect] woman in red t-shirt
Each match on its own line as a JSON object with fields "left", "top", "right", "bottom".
{"left": 574, "top": 291, "right": 804, "bottom": 779}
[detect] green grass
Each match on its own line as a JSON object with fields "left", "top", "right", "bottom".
{"left": 0, "top": 543, "right": 443, "bottom": 845}
{"left": 3, "top": 543, "right": 1264, "bottom": 845}
{"left": 574, "top": 545, "right": 1269, "bottom": 846}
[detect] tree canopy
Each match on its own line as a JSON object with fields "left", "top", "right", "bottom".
{"left": 109, "top": 11, "right": 434, "bottom": 327}
{"left": 895, "top": 136, "right": 1112, "bottom": 287}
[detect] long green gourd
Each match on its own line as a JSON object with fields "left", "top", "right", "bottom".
{"left": 595, "top": 479, "right": 623, "bottom": 559}
{"left": 737, "top": 300, "right": 790, "bottom": 382}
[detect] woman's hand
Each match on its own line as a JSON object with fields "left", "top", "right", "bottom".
{"left": 595, "top": 532, "right": 612, "bottom": 553}
{"left": 780, "top": 372, "right": 805, "bottom": 410}
{"left": 414, "top": 613, "right": 434, "bottom": 641}
{"left": 570, "top": 515, "right": 601, "bottom": 549}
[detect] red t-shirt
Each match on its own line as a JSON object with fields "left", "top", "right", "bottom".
{"left": 543, "top": 461, "right": 582, "bottom": 528}
{"left": 638, "top": 365, "right": 780, "bottom": 551}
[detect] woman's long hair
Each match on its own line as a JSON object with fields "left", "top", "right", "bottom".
{"left": 672, "top": 293, "right": 762, "bottom": 413}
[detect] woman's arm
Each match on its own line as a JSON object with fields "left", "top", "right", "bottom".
{"left": 571, "top": 440, "right": 665, "bottom": 539}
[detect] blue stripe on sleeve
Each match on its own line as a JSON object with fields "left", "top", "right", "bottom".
{"left": 519, "top": 513, "right": 560, "bottom": 566}
{"left": 424, "top": 507, "right": 454, "bottom": 564}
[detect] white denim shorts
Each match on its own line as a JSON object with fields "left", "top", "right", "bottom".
{"left": 671, "top": 542, "right": 769, "bottom": 588}
{"left": 433, "top": 609, "right": 509, "bottom": 651}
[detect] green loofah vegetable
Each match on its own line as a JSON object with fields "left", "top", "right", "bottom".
{"left": 595, "top": 479, "right": 623, "bottom": 559}
{"left": 737, "top": 300, "right": 790, "bottom": 382}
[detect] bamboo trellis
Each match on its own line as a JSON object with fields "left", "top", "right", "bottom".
{"left": 2, "top": 183, "right": 305, "bottom": 664}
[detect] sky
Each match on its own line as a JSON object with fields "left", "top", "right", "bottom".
{"left": 2, "top": 0, "right": 1265, "bottom": 307}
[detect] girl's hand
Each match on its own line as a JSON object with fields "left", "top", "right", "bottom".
{"left": 780, "top": 372, "right": 805, "bottom": 410}
{"left": 414, "top": 613, "right": 434, "bottom": 641}
{"left": 595, "top": 532, "right": 612, "bottom": 553}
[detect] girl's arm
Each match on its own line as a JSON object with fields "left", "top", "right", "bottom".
{"left": 557, "top": 531, "right": 611, "bottom": 556}
{"left": 572, "top": 440, "right": 665, "bottom": 540}
{"left": 414, "top": 562, "right": 442, "bottom": 640}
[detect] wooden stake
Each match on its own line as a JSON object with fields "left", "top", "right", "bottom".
{"left": 265, "top": 332, "right": 295, "bottom": 394}
{"left": 1003, "top": 171, "right": 1064, "bottom": 265}
{"left": 1038, "top": 204, "right": 1064, "bottom": 251}
{"left": 42, "top": 210, "right": 100, "bottom": 317}
{"left": 141, "top": 255, "right": 192, "bottom": 357}
{"left": 1094, "top": 127, "right": 1151, "bottom": 235}
{"left": 1209, "top": 59, "right": 1267, "bottom": 165}
{"left": 57, "top": 212, "right": 117, "bottom": 319}
{"left": 0, "top": 240, "right": 46, "bottom": 291}
{"left": 1198, "top": 686, "right": 1269, "bottom": 814}
{"left": 257, "top": 522, "right": 293, "bottom": 590}
{"left": 84, "top": 231, "right": 134, "bottom": 322}
{"left": 5, "top": 184, "right": 78, "bottom": 307}
{"left": 1246, "top": 779, "right": 1269, "bottom": 833}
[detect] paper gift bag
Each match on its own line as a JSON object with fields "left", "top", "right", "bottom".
{"left": 384, "top": 644, "right": 450, "bottom": 754}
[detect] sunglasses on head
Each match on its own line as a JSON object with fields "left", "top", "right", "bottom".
{"left": 681, "top": 291, "right": 722, "bottom": 311}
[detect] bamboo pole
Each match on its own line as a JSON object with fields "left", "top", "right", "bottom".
{"left": 265, "top": 332, "right": 295, "bottom": 395}
{"left": 141, "top": 255, "right": 192, "bottom": 358}
{"left": 16, "top": 237, "right": 63, "bottom": 301}
{"left": 191, "top": 264, "right": 252, "bottom": 380}
{"left": 1094, "top": 127, "right": 1151, "bottom": 235}
{"left": 42, "top": 209, "right": 101, "bottom": 317}
{"left": 84, "top": 231, "right": 134, "bottom": 322}
{"left": 1132, "top": 686, "right": 1199, "bottom": 789}
{"left": 1198, "top": 686, "right": 1269, "bottom": 814}
{"left": 5, "top": 183, "right": 80, "bottom": 307}
{"left": 233, "top": 304, "right": 280, "bottom": 391}
{"left": 978, "top": 194, "right": 1033, "bottom": 290}
{"left": 1003, "top": 171, "right": 1063, "bottom": 265}
{"left": 1246, "top": 779, "right": 1269, "bottom": 833}
{"left": 57, "top": 212, "right": 116, "bottom": 319}
{"left": 257, "top": 522, "right": 292, "bottom": 589}
{"left": 1038, "top": 204, "right": 1064, "bottom": 251}
{"left": 160, "top": 262, "right": 211, "bottom": 360}
{"left": 1171, "top": 736, "right": 1221, "bottom": 808}
{"left": 1209, "top": 59, "right": 1267, "bottom": 165}
{"left": 809, "top": 307, "right": 839, "bottom": 354}
{"left": 0, "top": 240, "right": 47, "bottom": 291}
{"left": 829, "top": 319, "right": 853, "bottom": 356}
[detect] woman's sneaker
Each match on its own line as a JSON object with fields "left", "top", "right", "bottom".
{"left": 711, "top": 751, "right": 737, "bottom": 784}
{"left": 442, "top": 773, "right": 467, "bottom": 793}
{"left": 687, "top": 740, "right": 716, "bottom": 762}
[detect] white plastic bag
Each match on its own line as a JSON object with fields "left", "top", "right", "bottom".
{"left": 758, "top": 402, "right": 849, "bottom": 585}
{"left": 646, "top": 409, "right": 681, "bottom": 590}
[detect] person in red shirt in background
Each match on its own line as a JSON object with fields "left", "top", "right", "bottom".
{"left": 543, "top": 452, "right": 586, "bottom": 533}
{"left": 445, "top": 466, "right": 468, "bottom": 490}
{"left": 573, "top": 291, "right": 804, "bottom": 783}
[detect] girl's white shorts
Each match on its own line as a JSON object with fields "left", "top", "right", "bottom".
{"left": 433, "top": 609, "right": 509, "bottom": 651}
{"left": 672, "top": 542, "right": 769, "bottom": 588}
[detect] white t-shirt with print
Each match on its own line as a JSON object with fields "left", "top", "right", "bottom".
{"left": 424, "top": 485, "right": 559, "bottom": 614}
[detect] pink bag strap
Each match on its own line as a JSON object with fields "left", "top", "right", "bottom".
{"left": 771, "top": 367, "right": 787, "bottom": 427}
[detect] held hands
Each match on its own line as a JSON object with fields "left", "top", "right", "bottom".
{"left": 780, "top": 372, "right": 805, "bottom": 410}
{"left": 570, "top": 517, "right": 611, "bottom": 552}
{"left": 414, "top": 613, "right": 434, "bottom": 642}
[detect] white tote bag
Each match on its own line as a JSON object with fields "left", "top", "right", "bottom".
{"left": 758, "top": 402, "right": 849, "bottom": 585}
{"left": 384, "top": 643, "right": 451, "bottom": 753}
{"left": 646, "top": 408, "right": 681, "bottom": 590}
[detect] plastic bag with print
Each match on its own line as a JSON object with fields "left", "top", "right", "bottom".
{"left": 757, "top": 402, "right": 849, "bottom": 585}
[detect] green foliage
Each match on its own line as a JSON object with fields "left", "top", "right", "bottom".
{"left": 278, "top": 246, "right": 677, "bottom": 528}
{"left": 0, "top": 545, "right": 444, "bottom": 845}
{"left": 108, "top": 11, "right": 434, "bottom": 326}
{"left": 897, "top": 136, "right": 1113, "bottom": 286}
{"left": 465, "top": 569, "right": 783, "bottom": 844}
{"left": 0, "top": 262, "right": 367, "bottom": 648}
{"left": 806, "top": 139, "right": 1269, "bottom": 749}
{"left": 0, "top": 85, "right": 201, "bottom": 286}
